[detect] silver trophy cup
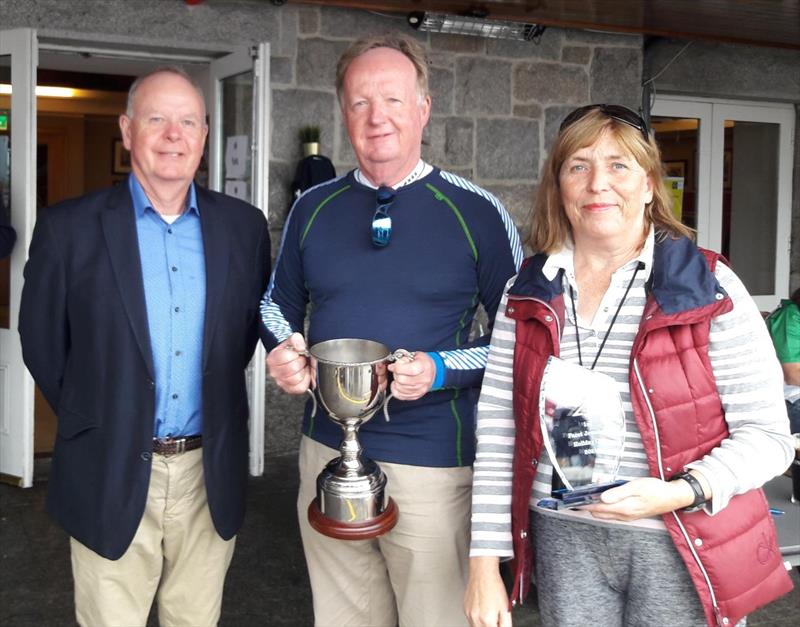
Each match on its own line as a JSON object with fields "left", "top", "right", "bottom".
{"left": 299, "top": 338, "right": 412, "bottom": 540}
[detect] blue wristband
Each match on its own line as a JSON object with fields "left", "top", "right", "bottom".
{"left": 427, "top": 351, "right": 446, "bottom": 390}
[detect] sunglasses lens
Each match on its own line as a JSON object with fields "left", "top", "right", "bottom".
{"left": 377, "top": 188, "right": 394, "bottom": 204}
{"left": 559, "top": 106, "right": 591, "bottom": 133}
{"left": 372, "top": 186, "right": 395, "bottom": 248}
{"left": 372, "top": 211, "right": 392, "bottom": 247}
{"left": 559, "top": 104, "right": 649, "bottom": 140}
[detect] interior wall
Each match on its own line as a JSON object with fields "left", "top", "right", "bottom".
{"left": 37, "top": 114, "right": 85, "bottom": 204}
{"left": 83, "top": 115, "right": 125, "bottom": 193}
{"left": 728, "top": 122, "right": 779, "bottom": 295}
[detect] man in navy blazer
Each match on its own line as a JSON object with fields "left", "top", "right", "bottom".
{"left": 19, "top": 67, "right": 270, "bottom": 626}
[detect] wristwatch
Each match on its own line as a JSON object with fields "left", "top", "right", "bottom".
{"left": 674, "top": 471, "right": 708, "bottom": 513}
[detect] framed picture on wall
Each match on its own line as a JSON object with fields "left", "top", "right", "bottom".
{"left": 664, "top": 160, "right": 687, "bottom": 179}
{"left": 112, "top": 139, "right": 131, "bottom": 175}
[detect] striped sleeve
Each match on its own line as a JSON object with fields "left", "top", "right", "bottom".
{"left": 258, "top": 198, "right": 308, "bottom": 350}
{"left": 432, "top": 171, "right": 523, "bottom": 390}
{"left": 686, "top": 262, "right": 795, "bottom": 513}
{"left": 469, "top": 283, "right": 517, "bottom": 558}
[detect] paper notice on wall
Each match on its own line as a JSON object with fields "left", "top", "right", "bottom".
{"left": 225, "top": 135, "right": 248, "bottom": 179}
{"left": 225, "top": 180, "right": 249, "bottom": 202}
{"left": 664, "top": 176, "right": 684, "bottom": 221}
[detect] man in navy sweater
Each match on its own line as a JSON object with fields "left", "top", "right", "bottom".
{"left": 261, "top": 34, "right": 521, "bottom": 627}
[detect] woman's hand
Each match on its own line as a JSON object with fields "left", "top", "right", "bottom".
{"left": 464, "top": 556, "right": 512, "bottom": 627}
{"left": 581, "top": 476, "right": 703, "bottom": 521}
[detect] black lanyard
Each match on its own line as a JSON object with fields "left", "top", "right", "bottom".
{"left": 568, "top": 262, "right": 643, "bottom": 371}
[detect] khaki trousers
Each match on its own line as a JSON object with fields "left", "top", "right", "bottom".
{"left": 298, "top": 436, "right": 472, "bottom": 627}
{"left": 70, "top": 448, "right": 236, "bottom": 627}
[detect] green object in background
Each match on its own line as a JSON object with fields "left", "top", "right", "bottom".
{"left": 0, "top": 113, "right": 8, "bottom": 131}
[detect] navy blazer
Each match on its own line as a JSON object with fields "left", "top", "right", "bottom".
{"left": 19, "top": 182, "right": 271, "bottom": 559}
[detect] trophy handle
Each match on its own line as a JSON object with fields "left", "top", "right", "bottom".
{"left": 382, "top": 349, "right": 416, "bottom": 422}
{"left": 382, "top": 393, "right": 394, "bottom": 423}
{"left": 305, "top": 388, "right": 317, "bottom": 418}
{"left": 283, "top": 342, "right": 317, "bottom": 417}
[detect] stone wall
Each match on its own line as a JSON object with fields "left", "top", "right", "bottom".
{"left": 269, "top": 6, "right": 642, "bottom": 241}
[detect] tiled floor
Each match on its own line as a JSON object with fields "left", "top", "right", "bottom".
{"left": 1, "top": 454, "right": 797, "bottom": 626}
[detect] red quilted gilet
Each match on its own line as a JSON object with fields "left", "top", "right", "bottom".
{"left": 504, "top": 249, "right": 793, "bottom": 627}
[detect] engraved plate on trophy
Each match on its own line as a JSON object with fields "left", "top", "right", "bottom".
{"left": 539, "top": 357, "right": 627, "bottom": 507}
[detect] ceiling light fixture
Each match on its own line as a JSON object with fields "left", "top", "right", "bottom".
{"left": 407, "top": 11, "right": 545, "bottom": 42}
{"left": 0, "top": 84, "right": 77, "bottom": 98}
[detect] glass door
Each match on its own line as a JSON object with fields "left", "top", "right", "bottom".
{"left": 711, "top": 103, "right": 793, "bottom": 308}
{"left": 651, "top": 100, "right": 713, "bottom": 247}
{"left": 652, "top": 96, "right": 794, "bottom": 311}
{"left": 206, "top": 43, "right": 271, "bottom": 476}
{"left": 0, "top": 28, "right": 37, "bottom": 487}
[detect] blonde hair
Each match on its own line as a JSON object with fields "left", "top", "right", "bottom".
{"left": 335, "top": 33, "right": 429, "bottom": 107}
{"left": 528, "top": 108, "right": 692, "bottom": 254}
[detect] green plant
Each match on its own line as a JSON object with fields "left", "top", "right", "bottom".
{"left": 299, "top": 125, "right": 320, "bottom": 143}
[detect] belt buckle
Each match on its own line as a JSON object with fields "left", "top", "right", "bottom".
{"left": 158, "top": 436, "right": 186, "bottom": 456}
{"left": 165, "top": 437, "right": 186, "bottom": 455}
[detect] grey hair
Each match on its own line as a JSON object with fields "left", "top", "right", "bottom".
{"left": 125, "top": 66, "right": 206, "bottom": 118}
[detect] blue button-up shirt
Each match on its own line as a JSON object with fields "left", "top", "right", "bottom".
{"left": 130, "top": 175, "right": 206, "bottom": 438}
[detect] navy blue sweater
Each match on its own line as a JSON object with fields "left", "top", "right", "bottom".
{"left": 261, "top": 168, "right": 522, "bottom": 466}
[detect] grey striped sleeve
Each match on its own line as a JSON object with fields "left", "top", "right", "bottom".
{"left": 687, "top": 262, "right": 795, "bottom": 513}
{"left": 470, "top": 285, "right": 517, "bottom": 557}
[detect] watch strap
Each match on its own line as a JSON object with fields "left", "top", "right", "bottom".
{"left": 674, "top": 471, "right": 707, "bottom": 512}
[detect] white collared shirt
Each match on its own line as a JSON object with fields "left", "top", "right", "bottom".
{"left": 354, "top": 159, "right": 432, "bottom": 190}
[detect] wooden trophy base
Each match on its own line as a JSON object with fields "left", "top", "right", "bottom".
{"left": 308, "top": 497, "right": 399, "bottom": 540}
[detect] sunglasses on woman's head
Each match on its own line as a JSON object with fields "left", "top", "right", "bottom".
{"left": 371, "top": 186, "right": 395, "bottom": 248}
{"left": 559, "top": 104, "right": 650, "bottom": 142}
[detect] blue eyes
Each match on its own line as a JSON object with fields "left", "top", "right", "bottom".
{"left": 351, "top": 98, "right": 403, "bottom": 109}
{"left": 568, "top": 162, "right": 628, "bottom": 173}
{"left": 147, "top": 116, "right": 200, "bottom": 129}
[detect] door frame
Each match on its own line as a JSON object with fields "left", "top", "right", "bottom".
{"left": 0, "top": 28, "right": 37, "bottom": 487}
{"left": 207, "top": 43, "right": 271, "bottom": 476}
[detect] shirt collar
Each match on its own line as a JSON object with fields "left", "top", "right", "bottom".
{"left": 128, "top": 173, "right": 199, "bottom": 219}
{"left": 542, "top": 225, "right": 655, "bottom": 282}
{"left": 354, "top": 159, "right": 431, "bottom": 190}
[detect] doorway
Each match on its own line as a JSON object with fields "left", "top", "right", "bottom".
{"left": 651, "top": 96, "right": 794, "bottom": 311}
{"left": 0, "top": 30, "right": 270, "bottom": 485}
{"left": 31, "top": 68, "right": 132, "bottom": 455}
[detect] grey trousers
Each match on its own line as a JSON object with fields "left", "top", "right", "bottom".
{"left": 531, "top": 509, "right": 725, "bottom": 627}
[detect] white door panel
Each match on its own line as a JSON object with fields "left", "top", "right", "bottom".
{"left": 0, "top": 28, "right": 37, "bottom": 486}
{"left": 206, "top": 44, "right": 270, "bottom": 477}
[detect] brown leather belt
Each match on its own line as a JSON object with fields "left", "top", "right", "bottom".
{"left": 152, "top": 435, "right": 202, "bottom": 455}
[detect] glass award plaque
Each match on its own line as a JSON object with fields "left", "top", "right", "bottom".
{"left": 539, "top": 357, "right": 627, "bottom": 506}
